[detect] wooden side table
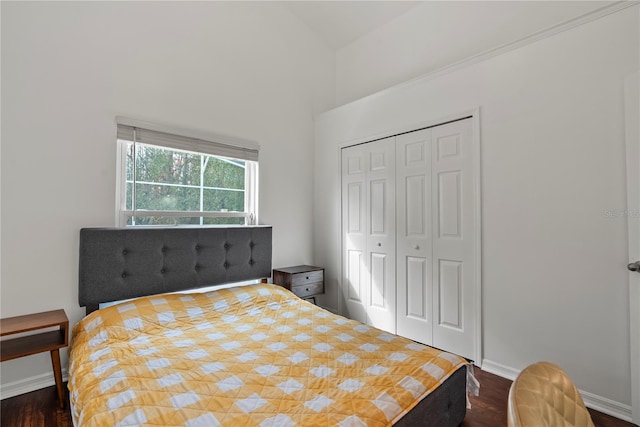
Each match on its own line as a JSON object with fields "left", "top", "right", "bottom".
{"left": 0, "top": 309, "right": 69, "bottom": 408}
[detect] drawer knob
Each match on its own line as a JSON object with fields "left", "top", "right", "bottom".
{"left": 306, "top": 276, "right": 309, "bottom": 280}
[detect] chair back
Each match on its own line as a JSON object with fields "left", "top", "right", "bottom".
{"left": 507, "top": 361, "right": 595, "bottom": 427}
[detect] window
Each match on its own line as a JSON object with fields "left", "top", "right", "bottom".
{"left": 116, "top": 119, "right": 258, "bottom": 226}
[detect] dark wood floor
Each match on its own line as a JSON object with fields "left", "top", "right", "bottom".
{"left": 1, "top": 367, "right": 637, "bottom": 426}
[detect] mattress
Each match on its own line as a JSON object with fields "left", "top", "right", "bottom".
{"left": 68, "top": 283, "right": 468, "bottom": 426}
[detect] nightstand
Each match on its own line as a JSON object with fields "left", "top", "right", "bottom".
{"left": 273, "top": 265, "right": 324, "bottom": 303}
{"left": 0, "top": 309, "right": 69, "bottom": 408}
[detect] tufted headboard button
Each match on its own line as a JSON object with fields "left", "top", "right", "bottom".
{"left": 223, "top": 262, "right": 229, "bottom": 269}
{"left": 122, "top": 250, "right": 128, "bottom": 255}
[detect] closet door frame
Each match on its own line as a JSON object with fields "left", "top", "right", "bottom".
{"left": 339, "top": 109, "right": 482, "bottom": 365}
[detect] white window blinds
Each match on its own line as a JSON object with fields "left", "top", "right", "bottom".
{"left": 116, "top": 120, "right": 259, "bottom": 162}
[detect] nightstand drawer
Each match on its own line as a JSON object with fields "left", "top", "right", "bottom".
{"left": 272, "top": 265, "right": 324, "bottom": 301}
{"left": 292, "top": 281, "right": 324, "bottom": 298}
{"left": 291, "top": 270, "right": 323, "bottom": 287}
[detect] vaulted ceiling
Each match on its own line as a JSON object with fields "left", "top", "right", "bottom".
{"left": 281, "top": 1, "right": 616, "bottom": 51}
{"left": 281, "top": 1, "right": 421, "bottom": 49}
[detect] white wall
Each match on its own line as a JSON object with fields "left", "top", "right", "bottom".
{"left": 315, "top": 4, "right": 638, "bottom": 415}
{"left": 0, "top": 1, "right": 334, "bottom": 393}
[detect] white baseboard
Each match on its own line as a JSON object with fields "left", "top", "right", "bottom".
{"left": 481, "top": 359, "right": 633, "bottom": 423}
{"left": 480, "top": 359, "right": 520, "bottom": 380}
{"left": 0, "top": 368, "right": 68, "bottom": 400}
{"left": 580, "top": 390, "right": 633, "bottom": 423}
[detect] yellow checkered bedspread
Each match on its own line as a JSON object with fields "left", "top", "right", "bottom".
{"left": 69, "top": 283, "right": 467, "bottom": 426}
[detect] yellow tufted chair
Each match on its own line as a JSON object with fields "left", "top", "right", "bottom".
{"left": 507, "top": 361, "right": 595, "bottom": 427}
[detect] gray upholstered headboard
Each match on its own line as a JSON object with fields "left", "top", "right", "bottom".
{"left": 79, "top": 226, "right": 272, "bottom": 310}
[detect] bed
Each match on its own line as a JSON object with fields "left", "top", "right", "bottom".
{"left": 70, "top": 226, "right": 470, "bottom": 427}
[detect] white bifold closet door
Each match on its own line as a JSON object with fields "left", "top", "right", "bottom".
{"left": 341, "top": 137, "right": 396, "bottom": 333}
{"left": 395, "top": 128, "right": 434, "bottom": 346}
{"left": 342, "top": 118, "right": 477, "bottom": 360}
{"left": 396, "top": 119, "right": 476, "bottom": 360}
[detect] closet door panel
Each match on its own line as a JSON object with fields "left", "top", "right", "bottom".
{"left": 438, "top": 171, "right": 462, "bottom": 239}
{"left": 406, "top": 256, "right": 428, "bottom": 319}
{"left": 405, "top": 175, "right": 426, "bottom": 236}
{"left": 370, "top": 252, "right": 388, "bottom": 309}
{"left": 341, "top": 145, "right": 368, "bottom": 324}
{"left": 396, "top": 129, "right": 433, "bottom": 344}
{"left": 438, "top": 259, "right": 463, "bottom": 329}
{"left": 346, "top": 249, "right": 364, "bottom": 303}
{"left": 369, "top": 179, "right": 387, "bottom": 234}
{"left": 365, "top": 138, "right": 396, "bottom": 333}
{"left": 431, "top": 119, "right": 475, "bottom": 360}
{"left": 347, "top": 183, "right": 363, "bottom": 234}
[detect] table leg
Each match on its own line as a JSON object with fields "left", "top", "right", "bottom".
{"left": 49, "top": 348, "right": 64, "bottom": 408}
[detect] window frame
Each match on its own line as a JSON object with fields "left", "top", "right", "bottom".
{"left": 115, "top": 119, "right": 259, "bottom": 227}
